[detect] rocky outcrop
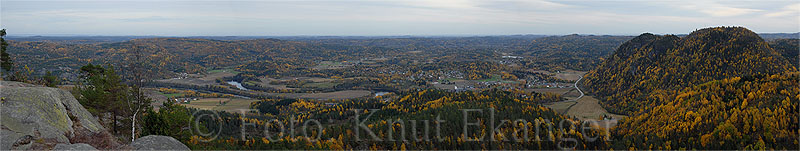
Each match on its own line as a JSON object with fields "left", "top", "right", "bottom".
{"left": 0, "top": 81, "right": 116, "bottom": 150}
{"left": 1, "top": 81, "right": 191, "bottom": 150}
{"left": 128, "top": 135, "right": 190, "bottom": 150}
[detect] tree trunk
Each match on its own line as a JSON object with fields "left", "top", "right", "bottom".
{"left": 131, "top": 111, "right": 137, "bottom": 142}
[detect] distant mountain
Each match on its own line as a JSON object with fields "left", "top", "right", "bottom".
{"left": 6, "top": 35, "right": 549, "bottom": 44}
{"left": 516, "top": 34, "right": 634, "bottom": 71}
{"left": 759, "top": 33, "right": 800, "bottom": 40}
{"left": 582, "top": 27, "right": 795, "bottom": 115}
{"left": 7, "top": 37, "right": 385, "bottom": 79}
{"left": 6, "top": 36, "right": 160, "bottom": 44}
{"left": 6, "top": 34, "right": 627, "bottom": 80}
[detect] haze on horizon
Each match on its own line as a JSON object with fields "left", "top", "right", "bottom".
{"left": 1, "top": 0, "right": 798, "bottom": 36}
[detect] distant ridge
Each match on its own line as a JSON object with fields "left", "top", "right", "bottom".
{"left": 8, "top": 32, "right": 796, "bottom": 44}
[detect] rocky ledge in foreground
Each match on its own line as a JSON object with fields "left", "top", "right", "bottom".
{"left": 1, "top": 81, "right": 188, "bottom": 150}
{"left": 0, "top": 81, "right": 115, "bottom": 150}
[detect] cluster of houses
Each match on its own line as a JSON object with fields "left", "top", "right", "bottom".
{"left": 175, "top": 73, "right": 190, "bottom": 79}
{"left": 523, "top": 76, "right": 572, "bottom": 88}
{"left": 477, "top": 81, "right": 506, "bottom": 87}
{"left": 527, "top": 82, "right": 571, "bottom": 88}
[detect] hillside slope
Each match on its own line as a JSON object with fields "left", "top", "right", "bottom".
{"left": 768, "top": 38, "right": 799, "bottom": 68}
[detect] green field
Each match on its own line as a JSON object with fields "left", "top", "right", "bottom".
{"left": 303, "top": 82, "right": 338, "bottom": 89}
{"left": 155, "top": 91, "right": 184, "bottom": 98}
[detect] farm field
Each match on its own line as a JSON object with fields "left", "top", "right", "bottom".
{"left": 553, "top": 70, "right": 587, "bottom": 81}
{"left": 250, "top": 77, "right": 296, "bottom": 90}
{"left": 542, "top": 101, "right": 576, "bottom": 114}
{"left": 564, "top": 96, "right": 626, "bottom": 128}
{"left": 529, "top": 70, "right": 588, "bottom": 81}
{"left": 561, "top": 89, "right": 582, "bottom": 100}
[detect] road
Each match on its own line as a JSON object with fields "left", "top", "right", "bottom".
{"left": 540, "top": 75, "right": 584, "bottom": 114}
{"left": 572, "top": 76, "right": 584, "bottom": 101}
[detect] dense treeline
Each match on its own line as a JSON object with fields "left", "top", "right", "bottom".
{"left": 70, "top": 64, "right": 152, "bottom": 143}
{"left": 613, "top": 72, "right": 799, "bottom": 150}
{"left": 188, "top": 89, "right": 600, "bottom": 150}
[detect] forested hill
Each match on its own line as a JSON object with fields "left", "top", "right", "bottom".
{"left": 582, "top": 27, "right": 796, "bottom": 115}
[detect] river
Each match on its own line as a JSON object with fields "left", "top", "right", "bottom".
{"left": 374, "top": 91, "right": 390, "bottom": 97}
{"left": 226, "top": 81, "right": 249, "bottom": 91}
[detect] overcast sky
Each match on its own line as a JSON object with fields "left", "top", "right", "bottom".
{"left": 1, "top": 0, "right": 798, "bottom": 36}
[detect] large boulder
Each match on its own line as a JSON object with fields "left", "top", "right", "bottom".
{"left": 128, "top": 135, "right": 190, "bottom": 150}
{"left": 0, "top": 81, "right": 114, "bottom": 150}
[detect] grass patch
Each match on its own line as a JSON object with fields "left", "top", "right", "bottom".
{"left": 181, "top": 98, "right": 259, "bottom": 113}
{"left": 156, "top": 91, "right": 184, "bottom": 98}
{"left": 444, "top": 78, "right": 460, "bottom": 81}
{"left": 303, "top": 82, "right": 338, "bottom": 89}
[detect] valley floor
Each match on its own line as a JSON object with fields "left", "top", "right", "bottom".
{"left": 541, "top": 72, "right": 626, "bottom": 129}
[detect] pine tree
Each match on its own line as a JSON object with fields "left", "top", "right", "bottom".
{"left": 0, "top": 29, "right": 12, "bottom": 73}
